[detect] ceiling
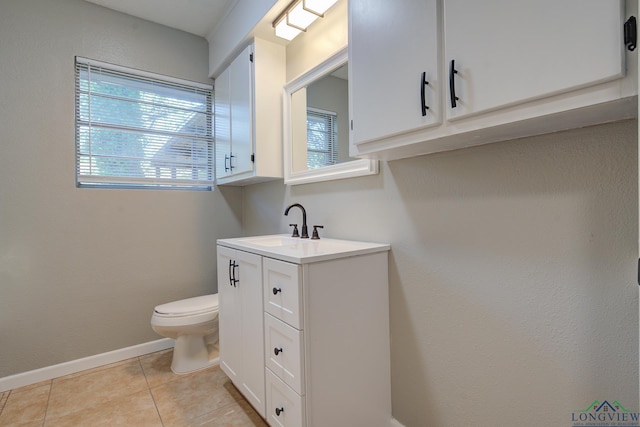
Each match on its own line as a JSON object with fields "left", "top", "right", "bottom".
{"left": 84, "top": 0, "right": 236, "bottom": 38}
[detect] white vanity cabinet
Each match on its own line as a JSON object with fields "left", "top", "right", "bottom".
{"left": 216, "top": 246, "right": 266, "bottom": 417}
{"left": 214, "top": 38, "right": 285, "bottom": 185}
{"left": 217, "top": 235, "right": 391, "bottom": 426}
{"left": 349, "top": 0, "right": 633, "bottom": 160}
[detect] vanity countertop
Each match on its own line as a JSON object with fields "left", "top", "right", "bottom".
{"left": 217, "top": 234, "right": 390, "bottom": 264}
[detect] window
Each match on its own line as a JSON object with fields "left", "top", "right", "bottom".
{"left": 75, "top": 57, "right": 213, "bottom": 190}
{"left": 306, "top": 107, "right": 337, "bottom": 169}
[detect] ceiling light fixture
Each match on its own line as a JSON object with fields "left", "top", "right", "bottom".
{"left": 273, "top": 0, "right": 339, "bottom": 41}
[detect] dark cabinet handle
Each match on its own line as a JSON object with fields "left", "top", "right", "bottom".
{"left": 420, "top": 71, "right": 429, "bottom": 116}
{"left": 224, "top": 153, "right": 236, "bottom": 172}
{"left": 275, "top": 407, "right": 284, "bottom": 416}
{"left": 272, "top": 287, "right": 281, "bottom": 295}
{"left": 232, "top": 263, "right": 239, "bottom": 287}
{"left": 228, "top": 260, "right": 239, "bottom": 287}
{"left": 449, "top": 59, "right": 459, "bottom": 108}
{"left": 625, "top": 16, "right": 637, "bottom": 51}
{"left": 274, "top": 347, "right": 283, "bottom": 356}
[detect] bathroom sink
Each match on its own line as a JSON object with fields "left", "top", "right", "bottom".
{"left": 217, "top": 234, "right": 390, "bottom": 264}
{"left": 234, "top": 235, "right": 302, "bottom": 247}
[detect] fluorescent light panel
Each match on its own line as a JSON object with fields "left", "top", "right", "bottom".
{"left": 288, "top": 2, "right": 320, "bottom": 29}
{"left": 275, "top": 16, "right": 302, "bottom": 40}
{"left": 273, "top": 0, "right": 339, "bottom": 41}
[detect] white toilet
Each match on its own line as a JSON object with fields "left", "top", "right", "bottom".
{"left": 150, "top": 294, "right": 219, "bottom": 374}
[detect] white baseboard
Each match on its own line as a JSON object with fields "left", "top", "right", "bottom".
{"left": 0, "top": 338, "right": 173, "bottom": 392}
{"left": 391, "top": 417, "right": 407, "bottom": 427}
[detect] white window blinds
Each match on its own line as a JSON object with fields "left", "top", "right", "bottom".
{"left": 306, "top": 107, "right": 337, "bottom": 170}
{"left": 75, "top": 57, "right": 213, "bottom": 190}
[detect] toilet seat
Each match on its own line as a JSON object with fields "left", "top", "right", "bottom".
{"left": 154, "top": 294, "right": 219, "bottom": 317}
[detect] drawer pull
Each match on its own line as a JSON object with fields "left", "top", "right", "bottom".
{"left": 274, "top": 347, "right": 283, "bottom": 356}
{"left": 276, "top": 407, "right": 284, "bottom": 416}
{"left": 272, "top": 287, "right": 282, "bottom": 295}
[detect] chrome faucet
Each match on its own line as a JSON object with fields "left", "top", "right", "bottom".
{"left": 284, "top": 203, "right": 308, "bottom": 238}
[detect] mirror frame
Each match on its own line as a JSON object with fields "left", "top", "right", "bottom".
{"left": 283, "top": 48, "right": 378, "bottom": 185}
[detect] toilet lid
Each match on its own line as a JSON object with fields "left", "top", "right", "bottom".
{"left": 154, "top": 294, "right": 219, "bottom": 316}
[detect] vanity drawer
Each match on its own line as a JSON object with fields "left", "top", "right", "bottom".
{"left": 265, "top": 313, "right": 304, "bottom": 395}
{"left": 263, "top": 257, "right": 303, "bottom": 329}
{"left": 266, "top": 368, "right": 305, "bottom": 427}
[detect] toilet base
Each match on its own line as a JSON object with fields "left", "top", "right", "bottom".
{"left": 171, "top": 334, "right": 220, "bottom": 374}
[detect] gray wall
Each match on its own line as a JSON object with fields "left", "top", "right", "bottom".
{"left": 243, "top": 120, "right": 638, "bottom": 426}
{"left": 0, "top": 0, "right": 242, "bottom": 378}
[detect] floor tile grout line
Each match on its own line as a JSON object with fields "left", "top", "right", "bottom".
{"left": 0, "top": 390, "right": 10, "bottom": 417}
{"left": 138, "top": 356, "right": 152, "bottom": 390}
{"left": 147, "top": 386, "right": 166, "bottom": 426}
{"left": 42, "top": 360, "right": 153, "bottom": 425}
{"left": 139, "top": 355, "right": 166, "bottom": 427}
{"left": 40, "top": 379, "right": 53, "bottom": 426}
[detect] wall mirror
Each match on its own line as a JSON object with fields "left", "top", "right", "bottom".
{"left": 283, "top": 48, "right": 378, "bottom": 185}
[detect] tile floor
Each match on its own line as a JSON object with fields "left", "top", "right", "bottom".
{"left": 0, "top": 349, "right": 268, "bottom": 427}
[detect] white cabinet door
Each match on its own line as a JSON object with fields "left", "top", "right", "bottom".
{"left": 217, "top": 246, "right": 240, "bottom": 383}
{"left": 229, "top": 45, "right": 254, "bottom": 177}
{"left": 214, "top": 66, "right": 231, "bottom": 179}
{"left": 235, "top": 249, "right": 265, "bottom": 416}
{"left": 444, "top": 0, "right": 624, "bottom": 120}
{"left": 216, "top": 246, "right": 265, "bottom": 417}
{"left": 349, "top": 0, "right": 440, "bottom": 146}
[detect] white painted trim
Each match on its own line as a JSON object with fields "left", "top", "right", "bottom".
{"left": 390, "top": 417, "right": 407, "bottom": 427}
{"left": 283, "top": 47, "right": 378, "bottom": 185}
{"left": 0, "top": 338, "right": 173, "bottom": 392}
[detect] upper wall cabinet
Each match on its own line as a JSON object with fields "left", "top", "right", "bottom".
{"left": 349, "top": 0, "right": 634, "bottom": 161}
{"left": 215, "top": 38, "right": 286, "bottom": 185}
{"left": 444, "top": 0, "right": 624, "bottom": 120}
{"left": 349, "top": 0, "right": 441, "bottom": 145}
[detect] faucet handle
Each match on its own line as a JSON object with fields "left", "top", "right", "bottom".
{"left": 311, "top": 225, "right": 324, "bottom": 240}
{"left": 289, "top": 224, "right": 299, "bottom": 237}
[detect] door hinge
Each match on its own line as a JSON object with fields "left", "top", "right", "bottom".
{"left": 249, "top": 52, "right": 254, "bottom": 62}
{"left": 624, "top": 16, "right": 636, "bottom": 51}
{"left": 251, "top": 153, "right": 255, "bottom": 162}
